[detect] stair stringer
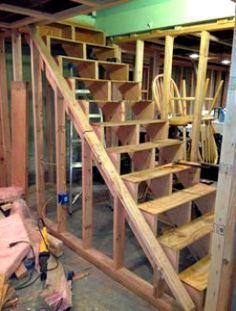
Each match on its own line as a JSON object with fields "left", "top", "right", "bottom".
{"left": 28, "top": 25, "right": 195, "bottom": 311}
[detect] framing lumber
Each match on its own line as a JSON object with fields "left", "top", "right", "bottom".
{"left": 115, "top": 19, "right": 235, "bottom": 43}
{"left": 11, "top": 31, "right": 23, "bottom": 81}
{"left": 82, "top": 138, "right": 93, "bottom": 248}
{"left": 28, "top": 25, "right": 195, "bottom": 311}
{"left": 11, "top": 81, "right": 29, "bottom": 194}
{"left": 205, "top": 24, "right": 236, "bottom": 311}
{"left": 45, "top": 80, "right": 54, "bottom": 183}
{"left": 190, "top": 31, "right": 210, "bottom": 162}
{"left": 134, "top": 40, "right": 144, "bottom": 82}
{"left": 163, "top": 36, "right": 174, "bottom": 120}
{"left": 0, "top": 38, "right": 11, "bottom": 186}
{"left": 55, "top": 90, "right": 67, "bottom": 233}
{"left": 30, "top": 39, "right": 45, "bottom": 215}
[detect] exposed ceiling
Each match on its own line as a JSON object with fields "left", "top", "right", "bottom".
{"left": 0, "top": 0, "right": 129, "bottom": 29}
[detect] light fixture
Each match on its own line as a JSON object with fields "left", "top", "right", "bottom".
{"left": 189, "top": 53, "right": 199, "bottom": 59}
{"left": 221, "top": 59, "right": 231, "bottom": 65}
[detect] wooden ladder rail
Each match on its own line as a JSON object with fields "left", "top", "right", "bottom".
{"left": 28, "top": 25, "right": 195, "bottom": 311}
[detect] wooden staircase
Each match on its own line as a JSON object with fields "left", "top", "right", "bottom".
{"left": 29, "top": 22, "right": 217, "bottom": 311}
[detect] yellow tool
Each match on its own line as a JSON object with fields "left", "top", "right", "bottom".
{"left": 38, "top": 219, "right": 50, "bottom": 288}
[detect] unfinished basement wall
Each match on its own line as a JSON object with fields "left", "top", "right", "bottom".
{"left": 96, "top": 0, "right": 235, "bottom": 36}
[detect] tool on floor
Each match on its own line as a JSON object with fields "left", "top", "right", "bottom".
{"left": 38, "top": 219, "right": 50, "bottom": 289}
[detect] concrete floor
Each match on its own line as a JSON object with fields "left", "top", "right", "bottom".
{"left": 12, "top": 183, "right": 157, "bottom": 311}
{"left": 11, "top": 182, "right": 236, "bottom": 310}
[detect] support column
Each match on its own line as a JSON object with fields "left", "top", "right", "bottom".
{"left": 205, "top": 26, "right": 236, "bottom": 311}
{"left": 82, "top": 138, "right": 93, "bottom": 249}
{"left": 30, "top": 40, "right": 45, "bottom": 215}
{"left": 190, "top": 31, "right": 210, "bottom": 162}
{"left": 55, "top": 91, "right": 67, "bottom": 233}
{"left": 163, "top": 36, "right": 174, "bottom": 120}
{"left": 11, "top": 82, "right": 29, "bottom": 194}
{"left": 134, "top": 40, "right": 144, "bottom": 82}
{"left": 0, "top": 39, "right": 11, "bottom": 186}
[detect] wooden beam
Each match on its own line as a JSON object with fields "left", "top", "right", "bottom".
{"left": 190, "top": 31, "right": 210, "bottom": 162}
{"left": 82, "top": 138, "right": 93, "bottom": 248}
{"left": 70, "top": 0, "right": 95, "bottom": 6}
{"left": 115, "top": 19, "right": 235, "bottom": 43}
{"left": 134, "top": 40, "right": 144, "bottom": 83}
{"left": 11, "top": 81, "right": 29, "bottom": 195}
{"left": 28, "top": 26, "right": 195, "bottom": 310}
{"left": 205, "top": 25, "right": 236, "bottom": 311}
{"left": 55, "top": 90, "right": 67, "bottom": 233}
{"left": 30, "top": 39, "right": 45, "bottom": 215}
{"left": 0, "top": 4, "right": 54, "bottom": 20}
{"left": 163, "top": 36, "right": 174, "bottom": 120}
{"left": 0, "top": 38, "right": 11, "bottom": 186}
{"left": 11, "top": 31, "right": 23, "bottom": 81}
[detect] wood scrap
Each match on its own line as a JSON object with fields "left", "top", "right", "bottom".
{"left": 15, "top": 263, "right": 28, "bottom": 280}
{"left": 0, "top": 274, "right": 16, "bottom": 310}
{"left": 47, "top": 233, "right": 63, "bottom": 257}
{"left": 0, "top": 203, "right": 13, "bottom": 212}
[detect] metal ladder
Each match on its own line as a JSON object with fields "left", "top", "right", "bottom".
{"left": 68, "top": 92, "right": 103, "bottom": 214}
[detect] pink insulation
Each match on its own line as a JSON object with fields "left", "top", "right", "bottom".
{"left": 0, "top": 213, "right": 30, "bottom": 279}
{"left": 0, "top": 186, "right": 24, "bottom": 203}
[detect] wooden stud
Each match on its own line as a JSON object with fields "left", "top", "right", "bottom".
{"left": 163, "top": 36, "right": 174, "bottom": 120}
{"left": 190, "top": 31, "right": 210, "bottom": 162}
{"left": 0, "top": 39, "right": 11, "bottom": 186}
{"left": 11, "top": 81, "right": 29, "bottom": 195}
{"left": 113, "top": 198, "right": 126, "bottom": 269}
{"left": 45, "top": 80, "right": 54, "bottom": 183}
{"left": 205, "top": 26, "right": 236, "bottom": 311}
{"left": 55, "top": 90, "right": 67, "bottom": 233}
{"left": 11, "top": 31, "right": 23, "bottom": 81}
{"left": 82, "top": 138, "right": 93, "bottom": 249}
{"left": 134, "top": 40, "right": 144, "bottom": 83}
{"left": 30, "top": 39, "right": 45, "bottom": 215}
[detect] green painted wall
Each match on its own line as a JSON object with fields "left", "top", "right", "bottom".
{"left": 67, "top": 14, "right": 96, "bottom": 27}
{"left": 96, "top": 0, "right": 235, "bottom": 36}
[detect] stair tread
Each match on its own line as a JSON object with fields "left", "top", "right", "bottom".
{"left": 92, "top": 119, "right": 165, "bottom": 127}
{"left": 139, "top": 183, "right": 216, "bottom": 215}
{"left": 158, "top": 212, "right": 214, "bottom": 250}
{"left": 106, "top": 139, "right": 181, "bottom": 154}
{"left": 69, "top": 77, "right": 139, "bottom": 84}
{"left": 57, "top": 55, "right": 128, "bottom": 67}
{"left": 45, "top": 35, "right": 113, "bottom": 49}
{"left": 179, "top": 256, "right": 210, "bottom": 291}
{"left": 122, "top": 163, "right": 190, "bottom": 183}
{"left": 170, "top": 115, "right": 214, "bottom": 126}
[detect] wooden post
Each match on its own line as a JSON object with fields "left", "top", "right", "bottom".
{"left": 30, "top": 40, "right": 45, "bottom": 216}
{"left": 12, "top": 31, "right": 23, "bottom": 81}
{"left": 134, "top": 40, "right": 144, "bottom": 82}
{"left": 163, "top": 36, "right": 174, "bottom": 120}
{"left": 82, "top": 138, "right": 93, "bottom": 249}
{"left": 11, "top": 81, "right": 29, "bottom": 194}
{"left": 55, "top": 90, "right": 67, "bottom": 233}
{"left": 113, "top": 198, "right": 126, "bottom": 269}
{"left": 0, "top": 38, "right": 11, "bottom": 186}
{"left": 45, "top": 80, "right": 54, "bottom": 183}
{"left": 190, "top": 31, "right": 210, "bottom": 162}
{"left": 205, "top": 26, "right": 236, "bottom": 311}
